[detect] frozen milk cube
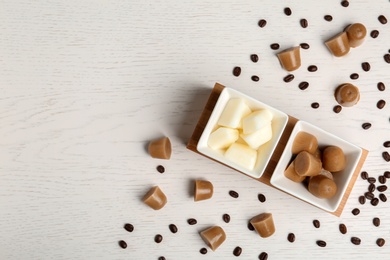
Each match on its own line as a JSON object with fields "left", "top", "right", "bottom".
{"left": 242, "top": 109, "right": 273, "bottom": 134}
{"left": 225, "top": 143, "right": 257, "bottom": 170}
{"left": 240, "top": 123, "right": 272, "bottom": 150}
{"left": 208, "top": 127, "right": 239, "bottom": 150}
{"left": 218, "top": 99, "right": 251, "bottom": 129}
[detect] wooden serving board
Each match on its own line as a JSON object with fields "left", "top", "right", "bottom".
{"left": 187, "top": 83, "right": 368, "bottom": 217}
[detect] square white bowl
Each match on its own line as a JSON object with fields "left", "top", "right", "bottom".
{"left": 197, "top": 87, "right": 289, "bottom": 178}
{"left": 270, "top": 121, "right": 363, "bottom": 212}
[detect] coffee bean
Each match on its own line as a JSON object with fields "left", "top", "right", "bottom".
{"left": 378, "top": 15, "right": 388, "bottom": 24}
{"left": 368, "top": 177, "right": 376, "bottom": 184}
{"left": 298, "top": 81, "right": 309, "bottom": 90}
{"left": 118, "top": 240, "right": 127, "bottom": 249}
{"left": 313, "top": 219, "right": 320, "bottom": 228}
{"left": 377, "top": 238, "right": 385, "bottom": 247}
{"left": 358, "top": 196, "right": 366, "bottom": 205}
{"left": 287, "top": 233, "right": 295, "bottom": 243}
{"left": 270, "top": 43, "right": 280, "bottom": 50}
{"left": 308, "top": 65, "right": 318, "bottom": 72}
{"left": 385, "top": 171, "right": 390, "bottom": 178}
{"left": 383, "top": 151, "right": 390, "bottom": 162}
{"left": 316, "top": 240, "right": 327, "bottom": 247}
{"left": 350, "top": 73, "right": 359, "bottom": 79}
{"left": 377, "top": 82, "right": 386, "bottom": 91}
{"left": 339, "top": 224, "right": 347, "bottom": 234}
{"left": 300, "top": 19, "right": 308, "bottom": 28}
{"left": 233, "top": 246, "right": 242, "bottom": 256}
{"left": 371, "top": 198, "right": 379, "bottom": 206}
{"left": 223, "top": 214, "right": 231, "bottom": 223}
{"left": 258, "top": 19, "right": 267, "bottom": 28}
{"left": 259, "top": 252, "right": 268, "bottom": 260}
{"left": 284, "top": 7, "right": 292, "bottom": 16}
{"left": 258, "top": 193, "right": 266, "bottom": 203}
{"left": 377, "top": 100, "right": 386, "bottom": 109}
{"left": 324, "top": 15, "right": 333, "bottom": 21}
{"left": 158, "top": 257, "right": 166, "bottom": 260}
{"left": 124, "top": 223, "right": 134, "bottom": 232}
{"left": 384, "top": 54, "right": 390, "bottom": 63}
{"left": 379, "top": 175, "right": 386, "bottom": 184}
{"left": 370, "top": 30, "right": 379, "bottom": 38}
{"left": 248, "top": 222, "right": 255, "bottom": 231}
{"left": 365, "top": 192, "right": 374, "bottom": 200}
{"left": 187, "top": 218, "right": 197, "bottom": 225}
{"left": 373, "top": 217, "right": 380, "bottom": 227}
{"left": 156, "top": 165, "right": 165, "bottom": 173}
{"left": 352, "top": 208, "right": 360, "bottom": 216}
{"left": 154, "top": 234, "right": 163, "bottom": 243}
{"left": 377, "top": 185, "right": 387, "bottom": 192}
{"left": 361, "top": 62, "right": 371, "bottom": 72}
{"left": 341, "top": 0, "right": 349, "bottom": 7}
{"left": 200, "top": 248, "right": 208, "bottom": 254}
{"left": 252, "top": 75, "right": 260, "bottom": 82}
{"left": 311, "top": 102, "right": 320, "bottom": 109}
{"left": 300, "top": 43, "right": 310, "bottom": 49}
{"left": 169, "top": 224, "right": 178, "bottom": 233}
{"left": 351, "top": 237, "right": 361, "bottom": 245}
{"left": 379, "top": 193, "right": 387, "bottom": 202}
{"left": 332, "top": 105, "right": 342, "bottom": 113}
{"left": 362, "top": 123, "right": 372, "bottom": 130}
{"left": 284, "top": 74, "right": 294, "bottom": 83}
{"left": 233, "top": 67, "right": 241, "bottom": 77}
{"left": 229, "top": 190, "right": 239, "bottom": 198}
{"left": 384, "top": 141, "right": 390, "bottom": 148}
{"left": 251, "top": 54, "right": 259, "bottom": 63}
{"left": 368, "top": 183, "right": 376, "bottom": 192}
{"left": 361, "top": 171, "right": 368, "bottom": 180}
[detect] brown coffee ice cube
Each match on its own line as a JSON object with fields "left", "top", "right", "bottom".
{"left": 194, "top": 180, "right": 214, "bottom": 201}
{"left": 334, "top": 83, "right": 360, "bottom": 107}
{"left": 142, "top": 186, "right": 167, "bottom": 210}
{"left": 295, "top": 151, "right": 322, "bottom": 177}
{"left": 292, "top": 131, "right": 318, "bottom": 154}
{"left": 277, "top": 46, "right": 301, "bottom": 71}
{"left": 345, "top": 23, "right": 367, "bottom": 48}
{"left": 325, "top": 32, "right": 350, "bottom": 57}
{"left": 284, "top": 160, "right": 306, "bottom": 183}
{"left": 199, "top": 226, "right": 226, "bottom": 251}
{"left": 250, "top": 213, "right": 276, "bottom": 238}
{"left": 148, "top": 137, "right": 172, "bottom": 159}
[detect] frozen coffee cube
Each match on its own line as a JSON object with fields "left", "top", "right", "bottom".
{"left": 208, "top": 127, "right": 239, "bottom": 150}
{"left": 240, "top": 123, "right": 272, "bottom": 149}
{"left": 225, "top": 143, "right": 257, "bottom": 170}
{"left": 242, "top": 109, "right": 273, "bottom": 134}
{"left": 218, "top": 99, "right": 251, "bottom": 129}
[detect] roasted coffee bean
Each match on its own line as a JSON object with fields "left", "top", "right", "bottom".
{"left": 365, "top": 192, "right": 374, "bottom": 200}
{"left": 371, "top": 198, "right": 379, "bottom": 206}
{"left": 350, "top": 73, "right": 359, "bottom": 79}
{"left": 287, "top": 233, "right": 295, "bottom": 243}
{"left": 258, "top": 193, "right": 266, "bottom": 203}
{"left": 311, "top": 102, "right": 320, "bottom": 109}
{"left": 324, "top": 15, "right": 333, "bottom": 21}
{"left": 352, "top": 208, "right": 360, "bottom": 215}
{"left": 248, "top": 222, "right": 255, "bottom": 231}
{"left": 377, "top": 238, "right": 385, "bottom": 247}
{"left": 377, "top": 185, "right": 387, "bottom": 192}
{"left": 118, "top": 240, "right": 127, "bottom": 249}
{"left": 300, "top": 19, "right": 308, "bottom": 28}
{"left": 377, "top": 100, "right": 386, "bottom": 109}
{"left": 258, "top": 19, "right": 267, "bottom": 28}
{"left": 284, "top": 74, "right": 294, "bottom": 83}
{"left": 229, "top": 190, "right": 239, "bottom": 198}
{"left": 259, "top": 252, "right": 268, "bottom": 260}
{"left": 379, "top": 193, "right": 387, "bottom": 202}
{"left": 369, "top": 183, "right": 376, "bottom": 192}
{"left": 368, "top": 177, "right": 376, "bottom": 183}
{"left": 200, "top": 248, "right": 208, "bottom": 254}
{"left": 169, "top": 224, "right": 178, "bottom": 233}
{"left": 299, "top": 81, "right": 309, "bottom": 90}
{"left": 362, "top": 123, "right": 372, "bottom": 130}
{"left": 351, "top": 237, "right": 361, "bottom": 245}
{"left": 378, "top": 15, "right": 388, "bottom": 24}
{"left": 361, "top": 171, "right": 369, "bottom": 180}
{"left": 379, "top": 175, "right": 386, "bottom": 184}
{"left": 383, "top": 151, "right": 390, "bottom": 162}
{"left": 154, "top": 234, "right": 163, "bottom": 243}
{"left": 358, "top": 196, "right": 366, "bottom": 205}
{"left": 233, "top": 67, "right": 241, "bottom": 77}
{"left": 284, "top": 7, "right": 292, "bottom": 16}
{"left": 156, "top": 165, "right": 165, "bottom": 173}
{"left": 270, "top": 43, "right": 280, "bottom": 50}
{"left": 233, "top": 246, "right": 242, "bottom": 256}
{"left": 370, "top": 30, "right": 379, "bottom": 38}
{"left": 251, "top": 54, "right": 259, "bottom": 63}
{"left": 252, "top": 75, "right": 260, "bottom": 82}
{"left": 377, "top": 82, "right": 386, "bottom": 91}
{"left": 385, "top": 171, "right": 390, "bottom": 178}
{"left": 341, "top": 0, "right": 349, "bottom": 7}
{"left": 158, "top": 257, "right": 166, "bottom": 260}
{"left": 187, "top": 218, "right": 197, "bottom": 225}
{"left": 333, "top": 105, "right": 342, "bottom": 113}
{"left": 124, "top": 223, "right": 134, "bottom": 232}
{"left": 223, "top": 214, "right": 231, "bottom": 223}
{"left": 313, "top": 219, "right": 320, "bottom": 228}
{"left": 316, "top": 240, "right": 327, "bottom": 247}
{"left": 361, "top": 62, "right": 371, "bottom": 72}
{"left": 384, "top": 54, "right": 390, "bottom": 63}
{"left": 373, "top": 217, "right": 380, "bottom": 227}
{"left": 384, "top": 141, "right": 390, "bottom": 148}
{"left": 339, "top": 224, "right": 347, "bottom": 234}
{"left": 308, "top": 65, "right": 318, "bottom": 72}
{"left": 300, "top": 43, "right": 310, "bottom": 49}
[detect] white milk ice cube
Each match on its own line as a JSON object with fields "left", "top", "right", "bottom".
{"left": 208, "top": 127, "right": 239, "bottom": 150}
{"left": 225, "top": 143, "right": 257, "bottom": 170}
{"left": 242, "top": 109, "right": 273, "bottom": 134}
{"left": 218, "top": 98, "right": 251, "bottom": 128}
{"left": 240, "top": 123, "right": 273, "bottom": 150}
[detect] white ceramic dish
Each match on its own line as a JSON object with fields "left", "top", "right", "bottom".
{"left": 270, "top": 121, "right": 362, "bottom": 212}
{"left": 197, "top": 87, "right": 289, "bottom": 178}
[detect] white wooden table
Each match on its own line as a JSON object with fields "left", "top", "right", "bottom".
{"left": 1, "top": 0, "right": 389, "bottom": 259}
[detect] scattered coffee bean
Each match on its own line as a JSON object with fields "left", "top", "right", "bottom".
{"left": 124, "top": 223, "right": 134, "bottom": 232}
{"left": 251, "top": 54, "right": 259, "bottom": 63}
{"left": 300, "top": 43, "right": 310, "bottom": 49}
{"left": 316, "top": 240, "right": 327, "bottom": 247}
{"left": 384, "top": 141, "right": 390, "bottom": 148}
{"left": 270, "top": 43, "right": 280, "bottom": 50}
{"left": 233, "top": 246, "right": 242, "bottom": 256}
{"left": 379, "top": 193, "right": 387, "bottom": 202}
{"left": 248, "top": 222, "right": 255, "bottom": 231}
{"left": 258, "top": 193, "right": 266, "bottom": 203}
{"left": 287, "top": 233, "right": 295, "bottom": 243}
{"left": 252, "top": 75, "right": 260, "bottom": 82}
{"left": 384, "top": 54, "right": 390, "bottom": 63}
{"left": 377, "top": 82, "right": 386, "bottom": 91}
{"left": 156, "top": 165, "right": 165, "bottom": 173}
{"left": 324, "top": 15, "right": 333, "bottom": 21}
{"left": 350, "top": 73, "right": 359, "bottom": 79}
{"left": 154, "top": 234, "right": 163, "bottom": 243}
{"left": 362, "top": 123, "right": 372, "bottom": 130}
{"left": 298, "top": 81, "right": 309, "bottom": 90}
{"left": 339, "top": 224, "right": 347, "bottom": 234}
{"left": 308, "top": 65, "right": 318, "bottom": 72}
{"left": 383, "top": 151, "right": 390, "bottom": 162}
{"left": 229, "top": 190, "right": 239, "bottom": 198}
{"left": 361, "top": 62, "right": 371, "bottom": 71}
{"left": 368, "top": 183, "right": 376, "bottom": 192}
{"left": 169, "top": 224, "right": 178, "bottom": 233}
{"left": 311, "top": 102, "right": 320, "bottom": 109}
{"left": 377, "top": 100, "right": 386, "bottom": 109}
{"left": 377, "top": 238, "right": 385, "bottom": 247}
{"left": 361, "top": 171, "right": 368, "bottom": 180}
{"left": 118, "top": 240, "right": 127, "bottom": 249}
{"left": 300, "top": 19, "right": 308, "bottom": 28}
{"left": 351, "top": 237, "right": 361, "bottom": 245}
{"left": 370, "top": 30, "right": 379, "bottom": 38}
{"left": 377, "top": 185, "right": 387, "bottom": 192}
{"left": 365, "top": 192, "right": 375, "bottom": 200}
{"left": 358, "top": 195, "right": 366, "bottom": 205}
{"left": 200, "top": 248, "right": 208, "bottom": 254}
{"left": 373, "top": 217, "right": 381, "bottom": 227}
{"left": 259, "top": 252, "right": 268, "bottom": 260}
{"left": 313, "top": 219, "right": 320, "bottom": 228}
{"left": 223, "top": 214, "right": 231, "bottom": 223}
{"left": 284, "top": 74, "right": 294, "bottom": 83}
{"left": 233, "top": 67, "right": 241, "bottom": 77}
{"left": 187, "top": 218, "right": 197, "bottom": 225}
{"left": 158, "top": 257, "right": 166, "bottom": 260}
{"left": 258, "top": 19, "right": 267, "bottom": 28}
{"left": 368, "top": 177, "right": 376, "bottom": 184}
{"left": 341, "top": 0, "right": 349, "bottom": 7}
{"left": 379, "top": 175, "right": 386, "bottom": 184}
{"left": 371, "top": 198, "right": 379, "bottom": 206}
{"left": 378, "top": 15, "right": 388, "bottom": 24}
{"left": 284, "top": 7, "right": 292, "bottom": 16}
{"left": 385, "top": 171, "right": 390, "bottom": 178}
{"left": 352, "top": 208, "right": 360, "bottom": 216}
